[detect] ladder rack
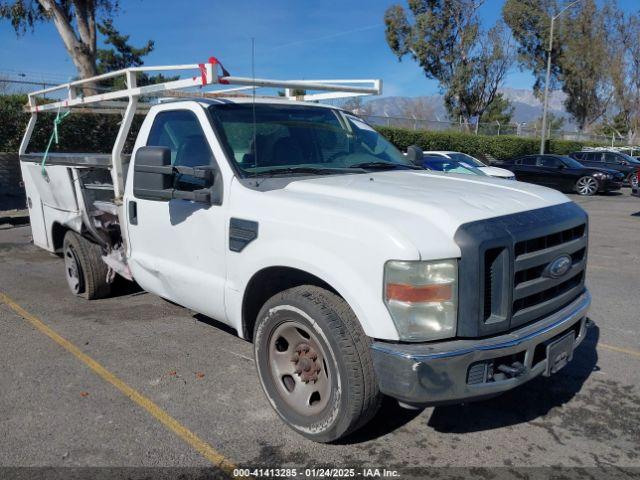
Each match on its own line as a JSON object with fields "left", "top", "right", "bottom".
{"left": 20, "top": 56, "right": 383, "bottom": 202}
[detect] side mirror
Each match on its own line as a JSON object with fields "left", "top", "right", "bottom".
{"left": 133, "top": 146, "right": 214, "bottom": 203}
{"left": 134, "top": 146, "right": 173, "bottom": 201}
{"left": 557, "top": 163, "right": 565, "bottom": 170}
{"left": 406, "top": 145, "right": 424, "bottom": 166}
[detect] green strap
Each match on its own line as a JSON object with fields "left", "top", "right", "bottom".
{"left": 41, "top": 108, "right": 71, "bottom": 176}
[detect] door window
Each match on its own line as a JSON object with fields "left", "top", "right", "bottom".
{"left": 521, "top": 157, "right": 537, "bottom": 166}
{"left": 146, "top": 110, "right": 214, "bottom": 191}
{"left": 538, "top": 156, "right": 560, "bottom": 168}
{"left": 604, "top": 152, "right": 621, "bottom": 164}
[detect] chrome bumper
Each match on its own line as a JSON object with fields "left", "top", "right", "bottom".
{"left": 370, "top": 291, "right": 591, "bottom": 406}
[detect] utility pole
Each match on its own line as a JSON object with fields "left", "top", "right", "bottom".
{"left": 540, "top": 0, "right": 582, "bottom": 154}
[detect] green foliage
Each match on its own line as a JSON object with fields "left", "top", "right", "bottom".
{"left": 481, "top": 93, "right": 515, "bottom": 124}
{"left": 376, "top": 126, "right": 594, "bottom": 160}
{"left": 0, "top": 94, "right": 31, "bottom": 152}
{"left": 96, "top": 19, "right": 153, "bottom": 74}
{"left": 384, "top": 0, "right": 513, "bottom": 123}
{"left": 503, "top": 0, "right": 617, "bottom": 130}
{"left": 0, "top": 94, "right": 141, "bottom": 153}
{"left": 0, "top": 1, "right": 119, "bottom": 34}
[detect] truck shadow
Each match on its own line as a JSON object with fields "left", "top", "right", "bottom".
{"left": 427, "top": 324, "right": 599, "bottom": 434}
{"left": 341, "top": 324, "right": 599, "bottom": 443}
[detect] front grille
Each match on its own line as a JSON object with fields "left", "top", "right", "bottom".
{"left": 454, "top": 203, "right": 589, "bottom": 338}
{"left": 510, "top": 224, "right": 588, "bottom": 328}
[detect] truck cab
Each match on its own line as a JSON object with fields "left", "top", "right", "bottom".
{"left": 19, "top": 63, "right": 592, "bottom": 442}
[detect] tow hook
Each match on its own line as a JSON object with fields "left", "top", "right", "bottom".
{"left": 496, "top": 361, "right": 526, "bottom": 378}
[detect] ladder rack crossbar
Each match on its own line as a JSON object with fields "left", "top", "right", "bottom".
{"left": 26, "top": 60, "right": 382, "bottom": 114}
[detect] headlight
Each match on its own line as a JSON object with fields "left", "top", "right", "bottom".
{"left": 383, "top": 259, "right": 458, "bottom": 341}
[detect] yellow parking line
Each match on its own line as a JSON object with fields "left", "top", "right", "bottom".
{"left": 599, "top": 342, "right": 640, "bottom": 359}
{"left": 0, "top": 291, "right": 236, "bottom": 475}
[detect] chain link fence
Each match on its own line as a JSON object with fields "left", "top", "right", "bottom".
{"left": 360, "top": 114, "right": 630, "bottom": 146}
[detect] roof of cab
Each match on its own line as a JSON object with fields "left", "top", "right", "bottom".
{"left": 159, "top": 96, "right": 344, "bottom": 110}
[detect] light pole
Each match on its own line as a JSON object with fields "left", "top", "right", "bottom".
{"left": 540, "top": 0, "right": 582, "bottom": 154}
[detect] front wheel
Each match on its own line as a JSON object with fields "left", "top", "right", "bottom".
{"left": 253, "top": 286, "right": 381, "bottom": 442}
{"left": 575, "top": 176, "right": 599, "bottom": 196}
{"left": 628, "top": 171, "right": 638, "bottom": 189}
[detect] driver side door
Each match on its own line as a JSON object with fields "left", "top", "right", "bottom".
{"left": 125, "top": 106, "right": 228, "bottom": 322}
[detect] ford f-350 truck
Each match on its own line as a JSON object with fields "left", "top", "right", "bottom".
{"left": 19, "top": 61, "right": 591, "bottom": 442}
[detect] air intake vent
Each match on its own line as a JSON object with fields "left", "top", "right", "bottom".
{"left": 483, "top": 247, "right": 509, "bottom": 325}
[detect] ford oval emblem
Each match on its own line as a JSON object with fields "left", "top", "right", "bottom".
{"left": 545, "top": 254, "right": 572, "bottom": 279}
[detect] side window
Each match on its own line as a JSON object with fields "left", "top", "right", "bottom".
{"left": 522, "top": 157, "right": 536, "bottom": 166}
{"left": 538, "top": 156, "right": 559, "bottom": 167}
{"left": 604, "top": 152, "right": 620, "bottom": 164}
{"left": 584, "top": 152, "right": 598, "bottom": 162}
{"left": 147, "top": 110, "right": 214, "bottom": 191}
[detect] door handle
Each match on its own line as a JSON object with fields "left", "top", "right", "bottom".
{"left": 129, "top": 200, "right": 138, "bottom": 225}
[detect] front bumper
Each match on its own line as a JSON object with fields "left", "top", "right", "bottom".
{"left": 370, "top": 291, "right": 591, "bottom": 406}
{"left": 600, "top": 179, "right": 623, "bottom": 191}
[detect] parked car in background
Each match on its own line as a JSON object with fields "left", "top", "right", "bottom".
{"left": 499, "top": 154, "right": 624, "bottom": 196}
{"left": 632, "top": 167, "right": 640, "bottom": 197}
{"left": 422, "top": 151, "right": 515, "bottom": 179}
{"left": 570, "top": 150, "right": 640, "bottom": 186}
{"left": 421, "top": 154, "right": 488, "bottom": 177}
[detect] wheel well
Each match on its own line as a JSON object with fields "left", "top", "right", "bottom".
{"left": 242, "top": 266, "right": 336, "bottom": 341}
{"left": 51, "top": 222, "right": 67, "bottom": 254}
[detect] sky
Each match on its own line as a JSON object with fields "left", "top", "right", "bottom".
{"left": 1, "top": 0, "right": 639, "bottom": 98}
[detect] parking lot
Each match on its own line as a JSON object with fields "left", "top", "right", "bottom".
{"left": 1, "top": 192, "right": 639, "bottom": 475}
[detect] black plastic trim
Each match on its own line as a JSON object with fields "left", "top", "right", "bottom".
{"left": 229, "top": 218, "right": 258, "bottom": 252}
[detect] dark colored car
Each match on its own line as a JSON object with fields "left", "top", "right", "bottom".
{"left": 499, "top": 154, "right": 624, "bottom": 196}
{"left": 570, "top": 150, "right": 640, "bottom": 186}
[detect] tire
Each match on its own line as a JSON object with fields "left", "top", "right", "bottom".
{"left": 628, "top": 172, "right": 638, "bottom": 189}
{"left": 62, "top": 231, "right": 111, "bottom": 300}
{"left": 253, "top": 285, "right": 381, "bottom": 442}
{"left": 575, "top": 176, "right": 599, "bottom": 196}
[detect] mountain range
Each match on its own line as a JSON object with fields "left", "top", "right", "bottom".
{"left": 366, "top": 87, "right": 572, "bottom": 127}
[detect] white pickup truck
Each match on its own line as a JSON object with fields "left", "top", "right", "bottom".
{"left": 19, "top": 62, "right": 591, "bottom": 442}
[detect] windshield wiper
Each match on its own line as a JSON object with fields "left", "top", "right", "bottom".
{"left": 349, "top": 161, "right": 423, "bottom": 170}
{"left": 254, "top": 166, "right": 365, "bottom": 177}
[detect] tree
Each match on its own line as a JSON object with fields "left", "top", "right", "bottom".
{"left": 481, "top": 93, "right": 514, "bottom": 125}
{"left": 0, "top": 0, "right": 121, "bottom": 90}
{"left": 534, "top": 112, "right": 565, "bottom": 135}
{"left": 96, "top": 19, "right": 152, "bottom": 74}
{"left": 340, "top": 97, "right": 373, "bottom": 116}
{"left": 384, "top": 0, "right": 514, "bottom": 128}
{"left": 95, "top": 19, "right": 165, "bottom": 89}
{"left": 607, "top": 8, "right": 640, "bottom": 143}
{"left": 503, "top": 0, "right": 614, "bottom": 131}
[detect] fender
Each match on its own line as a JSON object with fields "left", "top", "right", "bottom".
{"left": 225, "top": 238, "right": 416, "bottom": 341}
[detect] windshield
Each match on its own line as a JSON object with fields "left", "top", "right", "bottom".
{"left": 618, "top": 153, "right": 640, "bottom": 164}
{"left": 424, "top": 158, "right": 487, "bottom": 176}
{"left": 208, "top": 104, "right": 412, "bottom": 176}
{"left": 560, "top": 156, "right": 586, "bottom": 169}
{"left": 447, "top": 152, "right": 485, "bottom": 167}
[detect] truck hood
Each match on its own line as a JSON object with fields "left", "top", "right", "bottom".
{"left": 281, "top": 170, "right": 570, "bottom": 255}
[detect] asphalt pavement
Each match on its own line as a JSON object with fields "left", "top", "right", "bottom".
{"left": 0, "top": 192, "right": 638, "bottom": 477}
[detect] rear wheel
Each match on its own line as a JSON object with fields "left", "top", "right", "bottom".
{"left": 63, "top": 231, "right": 111, "bottom": 299}
{"left": 253, "top": 285, "right": 381, "bottom": 442}
{"left": 575, "top": 176, "right": 599, "bottom": 196}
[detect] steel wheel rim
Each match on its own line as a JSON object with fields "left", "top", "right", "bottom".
{"left": 64, "top": 244, "right": 83, "bottom": 294}
{"left": 268, "top": 320, "right": 332, "bottom": 416}
{"left": 577, "top": 177, "right": 597, "bottom": 195}
{"left": 631, "top": 173, "right": 638, "bottom": 189}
